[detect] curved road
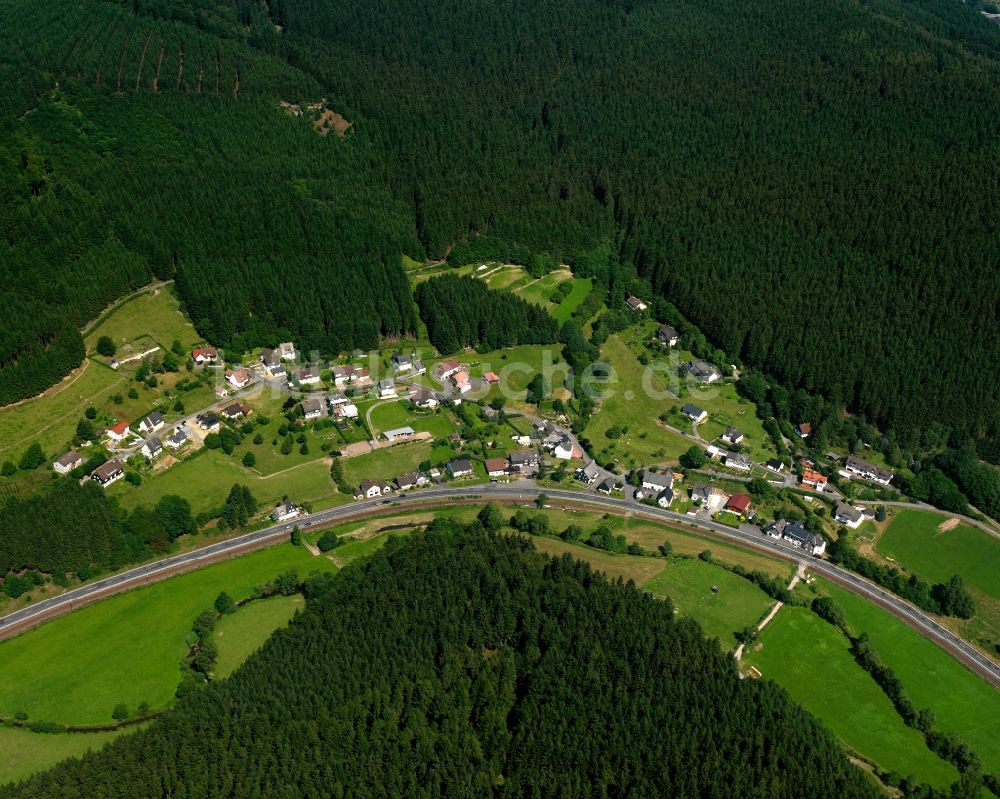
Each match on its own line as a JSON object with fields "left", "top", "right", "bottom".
{"left": 2, "top": 483, "right": 998, "bottom": 690}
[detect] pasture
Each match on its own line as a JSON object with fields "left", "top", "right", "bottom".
{"left": 0, "top": 544, "right": 335, "bottom": 726}
{"left": 822, "top": 580, "right": 1000, "bottom": 773}
{"left": 213, "top": 594, "right": 303, "bottom": 679}
{"left": 0, "top": 725, "right": 134, "bottom": 787}
{"left": 743, "top": 606, "right": 959, "bottom": 788}
{"left": 642, "top": 558, "right": 774, "bottom": 648}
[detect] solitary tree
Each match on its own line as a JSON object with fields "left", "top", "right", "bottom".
{"left": 477, "top": 503, "right": 505, "bottom": 533}
{"left": 214, "top": 592, "right": 237, "bottom": 615}
{"left": 317, "top": 531, "right": 341, "bottom": 552}
{"left": 96, "top": 336, "right": 116, "bottom": 358}
{"left": 680, "top": 445, "right": 707, "bottom": 469}
{"left": 534, "top": 493, "right": 548, "bottom": 509}
{"left": 290, "top": 525, "right": 302, "bottom": 546}
{"left": 242, "top": 452, "right": 256, "bottom": 468}
{"left": 112, "top": 704, "right": 130, "bottom": 722}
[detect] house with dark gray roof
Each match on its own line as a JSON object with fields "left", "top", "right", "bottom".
{"left": 657, "top": 324, "right": 679, "bottom": 346}
{"left": 681, "top": 404, "right": 708, "bottom": 423}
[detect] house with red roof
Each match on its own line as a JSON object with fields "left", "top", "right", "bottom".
{"left": 484, "top": 371, "right": 500, "bottom": 384}
{"left": 191, "top": 346, "right": 218, "bottom": 364}
{"left": 106, "top": 420, "right": 131, "bottom": 442}
{"left": 724, "top": 493, "right": 752, "bottom": 516}
{"left": 802, "top": 470, "right": 828, "bottom": 491}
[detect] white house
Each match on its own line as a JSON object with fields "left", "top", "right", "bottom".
{"left": 834, "top": 503, "right": 864, "bottom": 529}
{"left": 191, "top": 347, "right": 218, "bottom": 365}
{"left": 626, "top": 296, "right": 648, "bottom": 312}
{"left": 688, "top": 360, "right": 722, "bottom": 384}
{"left": 642, "top": 471, "right": 674, "bottom": 493}
{"left": 724, "top": 452, "right": 751, "bottom": 471}
{"left": 553, "top": 436, "right": 580, "bottom": 460}
{"left": 485, "top": 458, "right": 509, "bottom": 478}
{"left": 261, "top": 349, "right": 286, "bottom": 377}
{"left": 395, "top": 472, "right": 430, "bottom": 490}
{"left": 140, "top": 437, "right": 163, "bottom": 459}
{"left": 291, "top": 366, "right": 321, "bottom": 387}
{"left": 138, "top": 412, "right": 165, "bottom": 435}
{"left": 447, "top": 459, "right": 474, "bottom": 478}
{"left": 413, "top": 389, "right": 439, "bottom": 409}
{"left": 681, "top": 404, "right": 708, "bottom": 424}
{"left": 332, "top": 402, "right": 359, "bottom": 420}
{"left": 451, "top": 371, "right": 472, "bottom": 394}
{"left": 392, "top": 353, "right": 413, "bottom": 372}
{"left": 657, "top": 324, "right": 679, "bottom": 347}
{"left": 656, "top": 488, "right": 675, "bottom": 508}
{"left": 358, "top": 479, "right": 391, "bottom": 499}
{"left": 53, "top": 451, "right": 84, "bottom": 475}
{"left": 226, "top": 369, "right": 251, "bottom": 390}
{"left": 721, "top": 427, "right": 744, "bottom": 446}
{"left": 106, "top": 420, "right": 131, "bottom": 443}
{"left": 278, "top": 342, "right": 297, "bottom": 361}
{"left": 768, "top": 520, "right": 826, "bottom": 556}
{"left": 165, "top": 426, "right": 191, "bottom": 450}
{"left": 844, "top": 455, "right": 894, "bottom": 486}
{"left": 378, "top": 379, "right": 397, "bottom": 399}
{"left": 91, "top": 458, "right": 125, "bottom": 487}
{"left": 300, "top": 398, "right": 324, "bottom": 420}
{"left": 271, "top": 501, "right": 301, "bottom": 522}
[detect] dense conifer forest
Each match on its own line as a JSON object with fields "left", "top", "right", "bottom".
{"left": 0, "top": 522, "right": 882, "bottom": 798}
{"left": 415, "top": 275, "right": 559, "bottom": 353}
{"left": 0, "top": 0, "right": 998, "bottom": 456}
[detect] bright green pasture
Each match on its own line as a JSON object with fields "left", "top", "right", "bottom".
{"left": 0, "top": 544, "right": 333, "bottom": 726}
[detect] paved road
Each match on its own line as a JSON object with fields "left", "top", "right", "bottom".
{"left": 2, "top": 483, "right": 997, "bottom": 690}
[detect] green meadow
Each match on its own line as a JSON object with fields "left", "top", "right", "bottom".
{"left": 0, "top": 543, "right": 335, "bottom": 726}
{"left": 212, "top": 594, "right": 304, "bottom": 679}
{"left": 643, "top": 558, "right": 774, "bottom": 648}
{"left": 743, "top": 606, "right": 959, "bottom": 788}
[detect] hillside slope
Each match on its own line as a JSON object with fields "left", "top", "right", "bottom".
{"left": 1, "top": 0, "right": 998, "bottom": 449}
{"left": 0, "top": 522, "right": 880, "bottom": 798}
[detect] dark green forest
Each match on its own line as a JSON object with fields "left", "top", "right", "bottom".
{"left": 0, "top": 0, "right": 998, "bottom": 457}
{"left": 0, "top": 522, "right": 882, "bottom": 798}
{"left": 415, "top": 275, "right": 559, "bottom": 354}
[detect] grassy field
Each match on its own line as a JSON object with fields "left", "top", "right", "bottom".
{"left": 84, "top": 286, "right": 202, "bottom": 355}
{"left": 0, "top": 361, "right": 125, "bottom": 463}
{"left": 513, "top": 270, "right": 572, "bottom": 308}
{"left": 877, "top": 510, "right": 999, "bottom": 598}
{"left": 552, "top": 278, "right": 593, "bottom": 323}
{"left": 586, "top": 335, "right": 695, "bottom": 469}
{"left": 0, "top": 287, "right": 209, "bottom": 468}
{"left": 114, "top": 449, "right": 337, "bottom": 516}
{"left": 530, "top": 537, "right": 667, "bottom": 584}
{"left": 0, "top": 544, "right": 335, "bottom": 726}
{"left": 368, "top": 402, "right": 456, "bottom": 439}
{"left": 213, "top": 594, "right": 303, "bottom": 679}
{"left": 743, "top": 607, "right": 959, "bottom": 788}
{"left": 643, "top": 559, "right": 774, "bottom": 648}
{"left": 821, "top": 580, "right": 1000, "bottom": 773}
{"left": 0, "top": 725, "right": 135, "bottom": 787}
{"left": 876, "top": 509, "right": 1000, "bottom": 653}
{"left": 340, "top": 440, "right": 435, "bottom": 486}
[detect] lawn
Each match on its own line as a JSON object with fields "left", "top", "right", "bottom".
{"left": 821, "top": 580, "right": 1000, "bottom": 773}
{"left": 0, "top": 725, "right": 135, "bottom": 787}
{"left": 229, "top": 397, "right": 344, "bottom": 477}
{"left": 340, "top": 440, "right": 435, "bottom": 486}
{"left": 513, "top": 270, "right": 572, "bottom": 309}
{"left": 0, "top": 543, "right": 334, "bottom": 726}
{"left": 876, "top": 509, "right": 1000, "bottom": 653}
{"left": 877, "top": 510, "right": 999, "bottom": 599}
{"left": 529, "top": 537, "right": 667, "bottom": 585}
{"left": 642, "top": 558, "right": 774, "bottom": 649}
{"left": 743, "top": 607, "right": 959, "bottom": 788}
{"left": 552, "top": 278, "right": 593, "bottom": 323}
{"left": 369, "top": 402, "right": 456, "bottom": 439}
{"left": 114, "top": 449, "right": 337, "bottom": 516}
{"left": 586, "top": 335, "right": 695, "bottom": 469}
{"left": 213, "top": 594, "right": 304, "bottom": 679}
{"left": 84, "top": 286, "right": 202, "bottom": 355}
{"left": 0, "top": 360, "right": 124, "bottom": 463}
